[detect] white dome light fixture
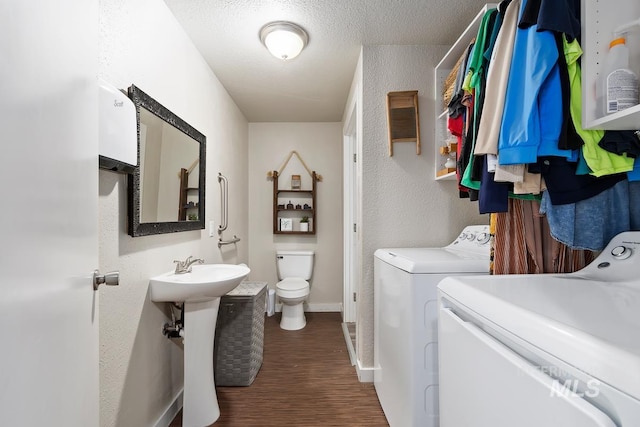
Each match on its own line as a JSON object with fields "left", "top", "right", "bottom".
{"left": 260, "top": 21, "right": 309, "bottom": 61}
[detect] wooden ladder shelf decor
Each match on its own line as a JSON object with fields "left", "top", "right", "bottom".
{"left": 267, "top": 151, "right": 321, "bottom": 235}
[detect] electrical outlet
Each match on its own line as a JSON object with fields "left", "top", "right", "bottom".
{"left": 209, "top": 220, "right": 215, "bottom": 237}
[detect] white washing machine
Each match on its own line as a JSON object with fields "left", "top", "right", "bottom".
{"left": 438, "top": 231, "right": 640, "bottom": 427}
{"left": 373, "top": 225, "right": 491, "bottom": 427}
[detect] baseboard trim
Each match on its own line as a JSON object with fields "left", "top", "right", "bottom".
{"left": 306, "top": 303, "right": 342, "bottom": 312}
{"left": 356, "top": 359, "right": 375, "bottom": 383}
{"left": 341, "top": 322, "right": 356, "bottom": 366}
{"left": 154, "top": 389, "right": 183, "bottom": 427}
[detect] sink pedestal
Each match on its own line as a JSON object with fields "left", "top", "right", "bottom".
{"left": 148, "top": 263, "right": 251, "bottom": 426}
{"left": 183, "top": 298, "right": 221, "bottom": 427}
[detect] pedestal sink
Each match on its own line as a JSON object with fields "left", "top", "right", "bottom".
{"left": 150, "top": 264, "right": 250, "bottom": 427}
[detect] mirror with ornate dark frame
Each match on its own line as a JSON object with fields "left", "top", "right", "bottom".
{"left": 127, "top": 85, "right": 206, "bottom": 237}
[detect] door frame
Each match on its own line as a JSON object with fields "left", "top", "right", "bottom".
{"left": 342, "top": 98, "right": 359, "bottom": 323}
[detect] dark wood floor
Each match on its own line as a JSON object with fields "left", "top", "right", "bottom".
{"left": 170, "top": 312, "right": 388, "bottom": 427}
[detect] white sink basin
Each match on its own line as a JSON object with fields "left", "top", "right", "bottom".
{"left": 149, "top": 263, "right": 250, "bottom": 426}
{"left": 150, "top": 263, "right": 250, "bottom": 302}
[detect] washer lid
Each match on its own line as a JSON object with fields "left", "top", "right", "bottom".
{"left": 276, "top": 278, "right": 309, "bottom": 291}
{"left": 374, "top": 247, "right": 489, "bottom": 274}
{"left": 439, "top": 274, "right": 640, "bottom": 401}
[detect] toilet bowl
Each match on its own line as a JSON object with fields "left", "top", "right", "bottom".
{"left": 276, "top": 278, "right": 310, "bottom": 330}
{"left": 275, "top": 250, "right": 314, "bottom": 330}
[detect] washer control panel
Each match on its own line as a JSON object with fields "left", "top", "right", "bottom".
{"left": 579, "top": 231, "right": 640, "bottom": 281}
{"left": 449, "top": 225, "right": 491, "bottom": 255}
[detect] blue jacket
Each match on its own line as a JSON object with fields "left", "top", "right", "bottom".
{"left": 498, "top": 0, "right": 573, "bottom": 165}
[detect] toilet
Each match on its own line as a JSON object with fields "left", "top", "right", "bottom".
{"left": 275, "top": 250, "right": 314, "bottom": 330}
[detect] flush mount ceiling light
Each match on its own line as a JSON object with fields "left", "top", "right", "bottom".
{"left": 259, "top": 21, "right": 309, "bottom": 61}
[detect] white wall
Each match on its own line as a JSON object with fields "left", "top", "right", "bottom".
{"left": 99, "top": 0, "right": 249, "bottom": 425}
{"left": 248, "top": 123, "right": 343, "bottom": 310}
{"left": 356, "top": 45, "right": 487, "bottom": 368}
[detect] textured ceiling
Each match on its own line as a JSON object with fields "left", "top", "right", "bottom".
{"left": 164, "top": 0, "right": 492, "bottom": 122}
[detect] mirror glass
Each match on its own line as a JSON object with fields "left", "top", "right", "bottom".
{"left": 127, "top": 85, "right": 206, "bottom": 237}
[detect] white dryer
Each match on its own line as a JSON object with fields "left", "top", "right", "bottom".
{"left": 438, "top": 231, "right": 640, "bottom": 427}
{"left": 373, "top": 225, "right": 491, "bottom": 427}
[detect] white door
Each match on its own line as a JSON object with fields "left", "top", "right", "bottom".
{"left": 0, "top": 1, "right": 100, "bottom": 425}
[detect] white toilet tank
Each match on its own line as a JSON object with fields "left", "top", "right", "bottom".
{"left": 276, "top": 250, "right": 315, "bottom": 280}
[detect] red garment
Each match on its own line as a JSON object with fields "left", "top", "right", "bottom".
{"left": 456, "top": 92, "right": 474, "bottom": 193}
{"left": 447, "top": 114, "right": 463, "bottom": 137}
{"left": 448, "top": 111, "right": 469, "bottom": 195}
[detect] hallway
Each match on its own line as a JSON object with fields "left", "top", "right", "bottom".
{"left": 170, "top": 312, "right": 388, "bottom": 426}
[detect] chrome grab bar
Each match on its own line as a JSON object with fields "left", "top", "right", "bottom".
{"left": 216, "top": 173, "right": 242, "bottom": 248}
{"left": 218, "top": 172, "right": 228, "bottom": 233}
{"left": 218, "top": 235, "right": 241, "bottom": 248}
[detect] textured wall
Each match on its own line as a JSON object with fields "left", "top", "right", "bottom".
{"left": 99, "top": 0, "right": 249, "bottom": 425}
{"left": 247, "top": 123, "right": 344, "bottom": 309}
{"left": 357, "top": 45, "right": 488, "bottom": 368}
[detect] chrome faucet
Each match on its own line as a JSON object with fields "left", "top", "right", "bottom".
{"left": 173, "top": 256, "right": 204, "bottom": 274}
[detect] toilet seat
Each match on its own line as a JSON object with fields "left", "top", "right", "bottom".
{"left": 276, "top": 278, "right": 310, "bottom": 299}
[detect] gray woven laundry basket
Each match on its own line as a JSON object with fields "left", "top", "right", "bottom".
{"left": 214, "top": 281, "right": 267, "bottom": 386}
